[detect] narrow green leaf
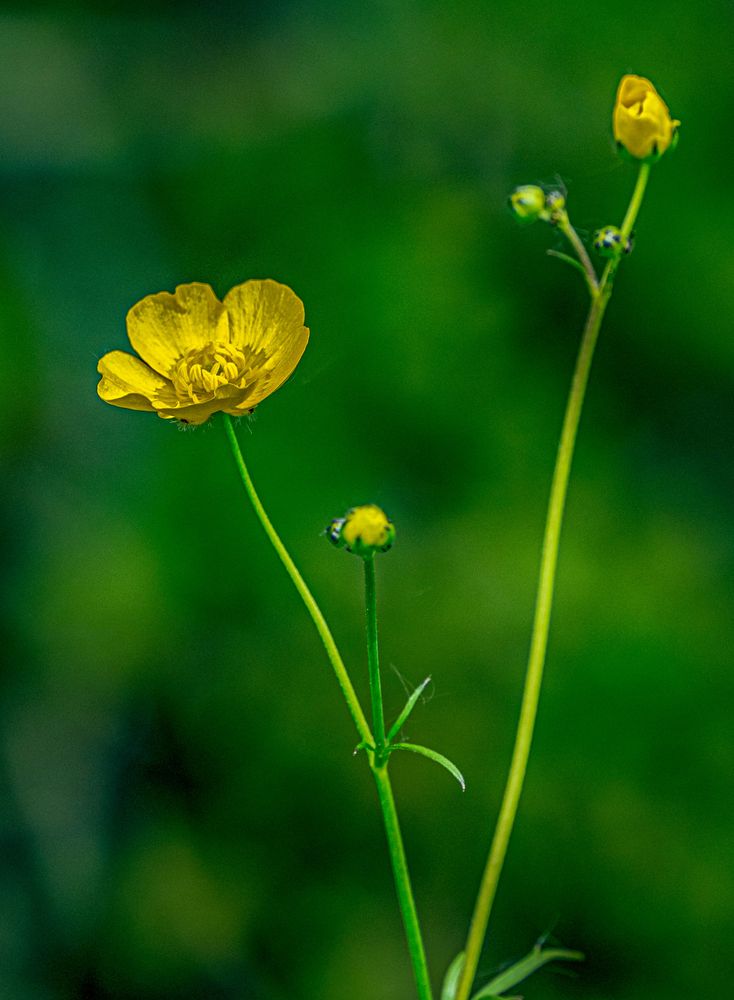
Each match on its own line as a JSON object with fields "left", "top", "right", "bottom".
{"left": 387, "top": 676, "right": 432, "bottom": 742}
{"left": 547, "top": 249, "right": 588, "bottom": 279}
{"left": 471, "top": 945, "right": 584, "bottom": 998}
{"left": 388, "top": 742, "right": 466, "bottom": 791}
{"left": 440, "top": 951, "right": 464, "bottom": 1000}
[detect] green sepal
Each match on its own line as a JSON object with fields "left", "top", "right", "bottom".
{"left": 471, "top": 944, "right": 583, "bottom": 998}
{"left": 387, "top": 742, "right": 466, "bottom": 791}
{"left": 440, "top": 951, "right": 465, "bottom": 1000}
{"left": 387, "top": 676, "right": 432, "bottom": 742}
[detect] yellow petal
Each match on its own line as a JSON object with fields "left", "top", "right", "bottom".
{"left": 97, "top": 350, "right": 174, "bottom": 412}
{"left": 223, "top": 279, "right": 309, "bottom": 408}
{"left": 126, "top": 282, "right": 229, "bottom": 378}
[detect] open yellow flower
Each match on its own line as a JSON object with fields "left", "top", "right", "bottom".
{"left": 97, "top": 280, "right": 309, "bottom": 424}
{"left": 613, "top": 75, "right": 679, "bottom": 160}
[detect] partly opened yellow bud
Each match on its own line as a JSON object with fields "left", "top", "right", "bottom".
{"left": 328, "top": 505, "right": 395, "bottom": 558}
{"left": 613, "top": 75, "right": 679, "bottom": 161}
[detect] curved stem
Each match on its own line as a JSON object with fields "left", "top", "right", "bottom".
{"left": 364, "top": 555, "right": 387, "bottom": 756}
{"left": 558, "top": 215, "right": 599, "bottom": 297}
{"left": 373, "top": 765, "right": 434, "bottom": 1000}
{"left": 223, "top": 415, "right": 431, "bottom": 998}
{"left": 454, "top": 162, "right": 651, "bottom": 1000}
{"left": 221, "top": 413, "right": 373, "bottom": 747}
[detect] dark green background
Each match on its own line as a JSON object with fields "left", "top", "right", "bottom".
{"left": 2, "top": 2, "right": 733, "bottom": 998}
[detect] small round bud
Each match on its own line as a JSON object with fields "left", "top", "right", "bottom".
{"left": 327, "top": 504, "right": 395, "bottom": 558}
{"left": 545, "top": 190, "right": 566, "bottom": 212}
{"left": 593, "top": 225, "right": 633, "bottom": 258}
{"left": 509, "top": 185, "right": 547, "bottom": 224}
{"left": 544, "top": 189, "right": 567, "bottom": 226}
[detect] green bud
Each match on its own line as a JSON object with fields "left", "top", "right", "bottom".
{"left": 545, "top": 189, "right": 565, "bottom": 212}
{"left": 593, "top": 225, "right": 633, "bottom": 258}
{"left": 509, "top": 185, "right": 547, "bottom": 224}
{"left": 544, "top": 189, "right": 567, "bottom": 226}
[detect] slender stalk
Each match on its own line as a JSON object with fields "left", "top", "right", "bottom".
{"left": 373, "top": 764, "right": 434, "bottom": 1000}
{"left": 620, "top": 162, "right": 650, "bottom": 240}
{"left": 223, "top": 414, "right": 432, "bottom": 998}
{"left": 558, "top": 215, "right": 599, "bottom": 297}
{"left": 221, "top": 413, "right": 373, "bottom": 747}
{"left": 454, "top": 162, "right": 651, "bottom": 1000}
{"left": 363, "top": 555, "right": 387, "bottom": 755}
{"left": 364, "top": 551, "right": 432, "bottom": 998}
{"left": 598, "top": 162, "right": 651, "bottom": 298}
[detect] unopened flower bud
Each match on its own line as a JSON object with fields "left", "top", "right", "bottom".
{"left": 509, "top": 185, "right": 547, "bottom": 224}
{"left": 613, "top": 75, "right": 679, "bottom": 162}
{"left": 593, "top": 225, "right": 633, "bottom": 258}
{"left": 544, "top": 189, "right": 567, "bottom": 225}
{"left": 327, "top": 504, "right": 395, "bottom": 558}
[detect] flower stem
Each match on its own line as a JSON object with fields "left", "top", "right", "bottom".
{"left": 363, "top": 555, "right": 387, "bottom": 756}
{"left": 558, "top": 215, "right": 599, "bottom": 296}
{"left": 372, "top": 764, "right": 435, "bottom": 1000}
{"left": 363, "top": 552, "right": 433, "bottom": 999}
{"left": 223, "top": 415, "right": 431, "bottom": 996}
{"left": 453, "top": 162, "right": 651, "bottom": 1000}
{"left": 221, "top": 413, "right": 373, "bottom": 747}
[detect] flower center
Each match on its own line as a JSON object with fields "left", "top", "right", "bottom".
{"left": 171, "top": 341, "right": 269, "bottom": 402}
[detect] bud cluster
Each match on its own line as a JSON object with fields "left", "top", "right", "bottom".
{"left": 509, "top": 185, "right": 567, "bottom": 226}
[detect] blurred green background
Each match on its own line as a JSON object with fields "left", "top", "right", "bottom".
{"left": 2, "top": 1, "right": 733, "bottom": 998}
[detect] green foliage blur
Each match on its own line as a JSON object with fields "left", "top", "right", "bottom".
{"left": 2, "top": 2, "right": 733, "bottom": 998}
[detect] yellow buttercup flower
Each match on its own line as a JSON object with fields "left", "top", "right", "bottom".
{"left": 97, "top": 280, "right": 309, "bottom": 424}
{"left": 613, "top": 75, "right": 679, "bottom": 161}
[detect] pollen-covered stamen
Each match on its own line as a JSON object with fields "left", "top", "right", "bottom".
{"left": 171, "top": 341, "right": 272, "bottom": 403}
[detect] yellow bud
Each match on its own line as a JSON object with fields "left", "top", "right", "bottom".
{"left": 613, "top": 75, "right": 679, "bottom": 161}
{"left": 328, "top": 504, "right": 395, "bottom": 558}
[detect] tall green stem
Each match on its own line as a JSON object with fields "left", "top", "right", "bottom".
{"left": 221, "top": 413, "right": 373, "bottom": 746}
{"left": 454, "top": 163, "right": 651, "bottom": 1000}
